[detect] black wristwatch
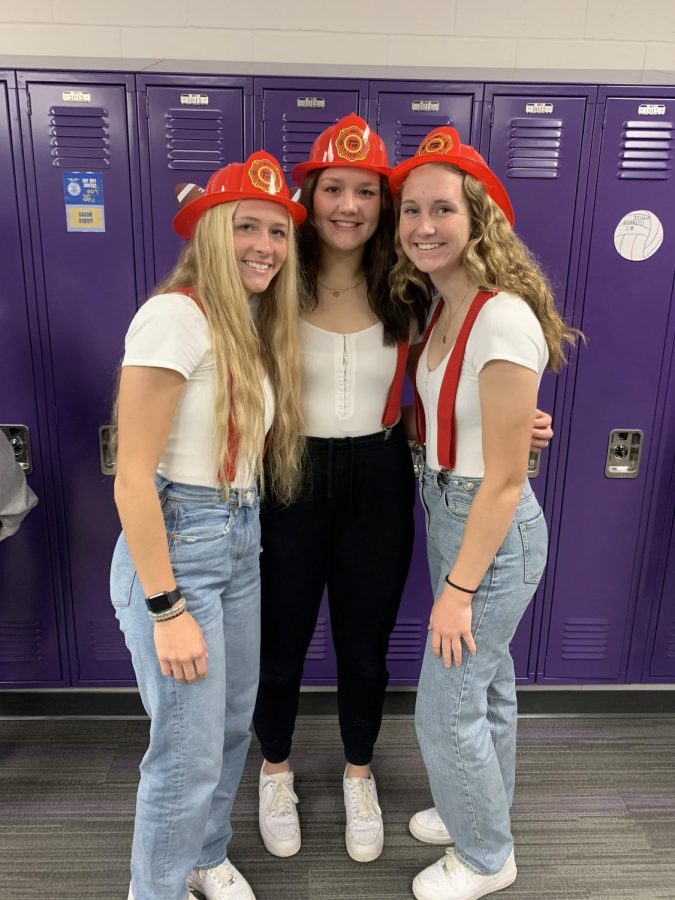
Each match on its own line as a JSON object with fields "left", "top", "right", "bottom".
{"left": 145, "top": 587, "right": 182, "bottom": 614}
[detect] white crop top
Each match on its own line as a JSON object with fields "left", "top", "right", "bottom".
{"left": 300, "top": 318, "right": 400, "bottom": 438}
{"left": 416, "top": 291, "right": 548, "bottom": 476}
{"left": 122, "top": 293, "right": 274, "bottom": 488}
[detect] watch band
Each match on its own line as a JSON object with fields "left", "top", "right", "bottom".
{"left": 145, "top": 587, "right": 182, "bottom": 614}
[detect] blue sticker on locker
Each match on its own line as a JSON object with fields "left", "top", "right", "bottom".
{"left": 63, "top": 172, "right": 106, "bottom": 232}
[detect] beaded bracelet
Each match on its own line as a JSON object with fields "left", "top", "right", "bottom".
{"left": 149, "top": 597, "right": 187, "bottom": 622}
{"left": 444, "top": 575, "right": 478, "bottom": 595}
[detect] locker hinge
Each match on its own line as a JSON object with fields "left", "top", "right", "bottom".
{"left": 25, "top": 88, "right": 32, "bottom": 116}
{"left": 377, "top": 100, "right": 381, "bottom": 128}
{"left": 145, "top": 93, "right": 150, "bottom": 118}
{"left": 261, "top": 96, "right": 265, "bottom": 122}
{"left": 489, "top": 103, "right": 494, "bottom": 128}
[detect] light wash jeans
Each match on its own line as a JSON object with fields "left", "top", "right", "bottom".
{"left": 415, "top": 466, "right": 547, "bottom": 876}
{"left": 110, "top": 477, "right": 261, "bottom": 900}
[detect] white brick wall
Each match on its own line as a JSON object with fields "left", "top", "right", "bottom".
{"left": 0, "top": 0, "right": 672, "bottom": 72}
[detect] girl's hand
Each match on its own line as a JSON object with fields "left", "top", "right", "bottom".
{"left": 154, "top": 612, "right": 208, "bottom": 683}
{"left": 530, "top": 408, "right": 553, "bottom": 450}
{"left": 429, "top": 587, "right": 477, "bottom": 668}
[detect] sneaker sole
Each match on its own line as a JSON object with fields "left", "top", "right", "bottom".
{"left": 409, "top": 817, "right": 454, "bottom": 845}
{"left": 411, "top": 864, "right": 517, "bottom": 900}
{"left": 345, "top": 828, "right": 384, "bottom": 863}
{"left": 260, "top": 830, "right": 301, "bottom": 858}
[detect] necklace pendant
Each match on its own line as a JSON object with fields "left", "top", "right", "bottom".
{"left": 442, "top": 334, "right": 447, "bottom": 344}
{"left": 333, "top": 290, "right": 340, "bottom": 298}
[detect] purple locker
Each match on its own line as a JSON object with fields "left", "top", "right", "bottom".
{"left": 0, "top": 71, "right": 67, "bottom": 686}
{"left": 371, "top": 80, "right": 482, "bottom": 158}
{"left": 18, "top": 72, "right": 146, "bottom": 684}
{"left": 254, "top": 78, "right": 369, "bottom": 190}
{"left": 373, "top": 82, "right": 481, "bottom": 684}
{"left": 254, "top": 78, "right": 369, "bottom": 684}
{"left": 538, "top": 90, "right": 675, "bottom": 682}
{"left": 482, "top": 87, "right": 597, "bottom": 680}
{"left": 136, "top": 75, "right": 252, "bottom": 290}
{"left": 647, "top": 493, "right": 675, "bottom": 680}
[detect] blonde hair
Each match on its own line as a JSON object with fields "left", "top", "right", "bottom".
{"left": 155, "top": 201, "right": 304, "bottom": 502}
{"left": 390, "top": 164, "right": 579, "bottom": 371}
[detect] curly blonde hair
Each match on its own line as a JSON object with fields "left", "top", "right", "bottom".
{"left": 154, "top": 201, "right": 304, "bottom": 503}
{"left": 390, "top": 164, "right": 579, "bottom": 371}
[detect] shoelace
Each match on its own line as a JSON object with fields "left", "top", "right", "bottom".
{"left": 441, "top": 849, "right": 470, "bottom": 881}
{"left": 270, "top": 777, "right": 299, "bottom": 818}
{"left": 347, "top": 778, "right": 382, "bottom": 822}
{"left": 196, "top": 864, "right": 234, "bottom": 889}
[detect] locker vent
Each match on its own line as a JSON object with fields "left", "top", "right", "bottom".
{"left": 49, "top": 105, "right": 110, "bottom": 169}
{"left": 387, "top": 618, "right": 425, "bottom": 661}
{"left": 89, "top": 619, "right": 129, "bottom": 661}
{"left": 391, "top": 117, "right": 455, "bottom": 164}
{"left": 280, "top": 116, "right": 336, "bottom": 178}
{"left": 506, "top": 117, "right": 563, "bottom": 180}
{"left": 617, "top": 120, "right": 673, "bottom": 180}
{"left": 0, "top": 620, "right": 42, "bottom": 662}
{"left": 165, "top": 107, "right": 227, "bottom": 172}
{"left": 560, "top": 618, "right": 610, "bottom": 660}
{"left": 306, "top": 616, "right": 329, "bottom": 661}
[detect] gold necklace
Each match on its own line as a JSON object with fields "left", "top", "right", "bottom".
{"left": 441, "top": 283, "right": 476, "bottom": 344}
{"left": 317, "top": 274, "right": 365, "bottom": 298}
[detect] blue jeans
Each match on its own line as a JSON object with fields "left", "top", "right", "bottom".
{"left": 415, "top": 466, "right": 547, "bottom": 876}
{"left": 110, "top": 477, "right": 261, "bottom": 900}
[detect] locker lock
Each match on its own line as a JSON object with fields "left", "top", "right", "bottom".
{"left": 0, "top": 424, "right": 33, "bottom": 475}
{"left": 605, "top": 429, "right": 643, "bottom": 478}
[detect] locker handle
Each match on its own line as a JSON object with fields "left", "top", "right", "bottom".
{"left": 0, "top": 424, "right": 33, "bottom": 475}
{"left": 605, "top": 429, "right": 643, "bottom": 479}
{"left": 99, "top": 425, "right": 116, "bottom": 477}
{"left": 528, "top": 450, "right": 540, "bottom": 478}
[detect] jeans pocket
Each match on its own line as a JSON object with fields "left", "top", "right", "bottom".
{"left": 441, "top": 490, "right": 471, "bottom": 523}
{"left": 518, "top": 511, "right": 548, "bottom": 584}
{"left": 110, "top": 563, "right": 137, "bottom": 610}
{"left": 172, "top": 505, "right": 234, "bottom": 544}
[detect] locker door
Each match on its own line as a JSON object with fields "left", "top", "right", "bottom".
{"left": 19, "top": 74, "right": 144, "bottom": 684}
{"left": 485, "top": 90, "right": 595, "bottom": 679}
{"left": 139, "top": 79, "right": 250, "bottom": 288}
{"left": 255, "top": 80, "right": 367, "bottom": 683}
{"left": 540, "top": 94, "right": 675, "bottom": 681}
{"left": 0, "top": 73, "right": 66, "bottom": 685}
{"left": 374, "top": 84, "right": 478, "bottom": 162}
{"left": 648, "top": 502, "right": 675, "bottom": 679}
{"left": 374, "top": 83, "right": 480, "bottom": 683}
{"left": 255, "top": 81, "right": 369, "bottom": 190}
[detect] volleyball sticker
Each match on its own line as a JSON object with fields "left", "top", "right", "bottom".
{"left": 614, "top": 210, "right": 664, "bottom": 262}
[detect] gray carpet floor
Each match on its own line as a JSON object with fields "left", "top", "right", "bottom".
{"left": 1, "top": 714, "right": 674, "bottom": 899}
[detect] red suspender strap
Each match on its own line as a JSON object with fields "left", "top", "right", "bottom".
{"left": 437, "top": 290, "right": 496, "bottom": 470}
{"left": 413, "top": 300, "right": 445, "bottom": 445}
{"left": 175, "top": 287, "right": 238, "bottom": 483}
{"left": 382, "top": 339, "right": 410, "bottom": 428}
{"left": 414, "top": 290, "right": 498, "bottom": 470}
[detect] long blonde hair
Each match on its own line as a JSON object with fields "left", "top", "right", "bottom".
{"left": 390, "top": 164, "right": 579, "bottom": 371}
{"left": 155, "top": 201, "right": 304, "bottom": 502}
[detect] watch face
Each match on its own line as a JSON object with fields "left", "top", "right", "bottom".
{"left": 145, "top": 590, "right": 180, "bottom": 613}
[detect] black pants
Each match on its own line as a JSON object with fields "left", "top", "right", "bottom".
{"left": 253, "top": 422, "right": 415, "bottom": 766}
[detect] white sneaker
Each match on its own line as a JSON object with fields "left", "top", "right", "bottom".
{"left": 258, "top": 764, "right": 301, "bottom": 857}
{"left": 409, "top": 807, "right": 453, "bottom": 845}
{"left": 343, "top": 766, "right": 384, "bottom": 863}
{"left": 187, "top": 860, "right": 255, "bottom": 900}
{"left": 412, "top": 848, "right": 517, "bottom": 900}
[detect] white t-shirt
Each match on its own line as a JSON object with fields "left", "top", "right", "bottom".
{"left": 416, "top": 291, "right": 548, "bottom": 477}
{"left": 122, "top": 293, "right": 274, "bottom": 488}
{"left": 300, "top": 319, "right": 400, "bottom": 438}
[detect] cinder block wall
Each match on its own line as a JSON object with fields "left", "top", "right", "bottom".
{"left": 0, "top": 0, "right": 673, "bottom": 72}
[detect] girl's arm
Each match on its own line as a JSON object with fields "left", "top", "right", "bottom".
{"left": 114, "top": 366, "right": 208, "bottom": 683}
{"left": 428, "top": 359, "right": 538, "bottom": 669}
